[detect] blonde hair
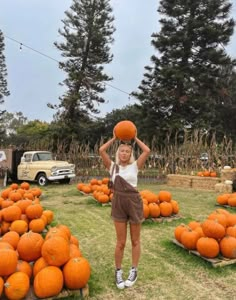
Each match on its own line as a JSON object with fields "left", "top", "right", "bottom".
{"left": 115, "top": 144, "right": 135, "bottom": 165}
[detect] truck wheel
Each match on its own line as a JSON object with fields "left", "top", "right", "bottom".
{"left": 37, "top": 174, "right": 48, "bottom": 186}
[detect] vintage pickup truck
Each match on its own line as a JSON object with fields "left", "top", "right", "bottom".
{"left": 0, "top": 149, "right": 76, "bottom": 186}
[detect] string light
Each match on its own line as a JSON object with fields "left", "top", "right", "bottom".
{"left": 4, "top": 33, "right": 135, "bottom": 99}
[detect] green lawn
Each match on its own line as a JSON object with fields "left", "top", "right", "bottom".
{"left": 37, "top": 183, "right": 236, "bottom": 300}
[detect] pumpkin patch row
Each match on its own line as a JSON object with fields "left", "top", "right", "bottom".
{"left": 174, "top": 208, "right": 236, "bottom": 259}
{"left": 216, "top": 192, "right": 236, "bottom": 207}
{"left": 140, "top": 189, "right": 180, "bottom": 219}
{"left": 0, "top": 183, "right": 52, "bottom": 236}
{"left": 77, "top": 177, "right": 113, "bottom": 204}
{"left": 0, "top": 182, "right": 91, "bottom": 299}
{"left": 196, "top": 171, "right": 217, "bottom": 177}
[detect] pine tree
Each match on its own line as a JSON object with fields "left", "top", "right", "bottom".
{"left": 0, "top": 30, "right": 10, "bottom": 137}
{"left": 133, "top": 0, "right": 235, "bottom": 143}
{"left": 53, "top": 0, "right": 115, "bottom": 138}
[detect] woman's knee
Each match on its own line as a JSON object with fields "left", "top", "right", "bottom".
{"left": 116, "top": 240, "right": 126, "bottom": 250}
{"left": 131, "top": 239, "right": 140, "bottom": 248}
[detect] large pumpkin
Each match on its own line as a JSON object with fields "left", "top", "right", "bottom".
{"left": 17, "top": 231, "right": 44, "bottom": 262}
{"left": 34, "top": 266, "right": 63, "bottom": 298}
{"left": 41, "top": 236, "right": 70, "bottom": 267}
{"left": 114, "top": 120, "right": 136, "bottom": 141}
{"left": 63, "top": 257, "right": 91, "bottom": 290}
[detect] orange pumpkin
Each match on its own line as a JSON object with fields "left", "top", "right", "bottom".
{"left": 158, "top": 190, "right": 172, "bottom": 202}
{"left": 4, "top": 271, "right": 30, "bottom": 300}
{"left": 17, "top": 231, "right": 44, "bottom": 262}
{"left": 220, "top": 236, "right": 236, "bottom": 258}
{"left": 114, "top": 120, "right": 137, "bottom": 141}
{"left": 0, "top": 248, "right": 18, "bottom": 276}
{"left": 1, "top": 231, "right": 20, "bottom": 249}
{"left": 16, "top": 260, "right": 33, "bottom": 279}
{"left": 20, "top": 182, "right": 30, "bottom": 190}
{"left": 33, "top": 257, "right": 48, "bottom": 278}
{"left": 196, "top": 237, "right": 219, "bottom": 258}
{"left": 41, "top": 236, "right": 70, "bottom": 267}
{"left": 10, "top": 220, "right": 28, "bottom": 235}
{"left": 0, "top": 276, "right": 3, "bottom": 297}
{"left": 63, "top": 257, "right": 91, "bottom": 289}
{"left": 34, "top": 266, "right": 63, "bottom": 298}
{"left": 174, "top": 224, "right": 188, "bottom": 243}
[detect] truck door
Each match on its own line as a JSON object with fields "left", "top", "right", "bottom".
{"left": 17, "top": 153, "right": 33, "bottom": 180}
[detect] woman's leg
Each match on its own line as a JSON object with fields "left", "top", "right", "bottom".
{"left": 129, "top": 223, "right": 141, "bottom": 267}
{"left": 114, "top": 221, "right": 127, "bottom": 268}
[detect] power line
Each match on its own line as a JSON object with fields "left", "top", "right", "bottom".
{"left": 4, "top": 34, "right": 134, "bottom": 98}
{"left": 5, "top": 35, "right": 60, "bottom": 63}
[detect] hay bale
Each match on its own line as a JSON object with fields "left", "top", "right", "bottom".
{"left": 215, "top": 183, "right": 233, "bottom": 193}
{"left": 192, "top": 176, "right": 221, "bottom": 191}
{"left": 221, "top": 168, "right": 236, "bottom": 182}
{"left": 167, "top": 174, "right": 193, "bottom": 188}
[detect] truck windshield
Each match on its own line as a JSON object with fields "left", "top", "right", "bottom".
{"left": 36, "top": 153, "right": 53, "bottom": 161}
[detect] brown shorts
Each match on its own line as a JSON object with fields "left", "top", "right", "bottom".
{"left": 111, "top": 176, "right": 144, "bottom": 224}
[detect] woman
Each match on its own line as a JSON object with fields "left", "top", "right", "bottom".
{"left": 99, "top": 132, "right": 150, "bottom": 289}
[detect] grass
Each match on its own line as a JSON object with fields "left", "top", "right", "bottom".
{"left": 38, "top": 183, "right": 236, "bottom": 300}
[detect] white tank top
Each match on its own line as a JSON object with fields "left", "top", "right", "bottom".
{"left": 109, "top": 161, "right": 138, "bottom": 187}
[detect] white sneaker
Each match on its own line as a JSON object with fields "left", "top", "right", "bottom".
{"left": 125, "top": 267, "right": 138, "bottom": 287}
{"left": 115, "top": 269, "right": 125, "bottom": 289}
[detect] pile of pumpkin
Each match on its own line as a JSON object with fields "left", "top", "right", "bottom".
{"left": 141, "top": 189, "right": 180, "bottom": 219}
{"left": 174, "top": 208, "right": 236, "bottom": 259}
{"left": 216, "top": 192, "right": 236, "bottom": 207}
{"left": 77, "top": 177, "right": 113, "bottom": 204}
{"left": 0, "top": 182, "right": 91, "bottom": 299}
{"left": 196, "top": 170, "right": 217, "bottom": 177}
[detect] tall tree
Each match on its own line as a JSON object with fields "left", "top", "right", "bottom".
{"left": 0, "top": 30, "right": 10, "bottom": 136}
{"left": 52, "top": 0, "right": 115, "bottom": 139}
{"left": 133, "top": 0, "right": 235, "bottom": 144}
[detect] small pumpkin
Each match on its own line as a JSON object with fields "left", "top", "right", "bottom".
{"left": 4, "top": 271, "right": 30, "bottom": 300}
{"left": 180, "top": 229, "right": 200, "bottom": 250}
{"left": 1, "top": 231, "right": 20, "bottom": 249}
{"left": 0, "top": 248, "right": 18, "bottom": 276}
{"left": 16, "top": 260, "right": 33, "bottom": 279}
{"left": 148, "top": 203, "right": 160, "bottom": 218}
{"left": 220, "top": 236, "right": 236, "bottom": 259}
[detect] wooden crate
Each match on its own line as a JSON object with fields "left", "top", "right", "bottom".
{"left": 215, "top": 203, "right": 236, "bottom": 209}
{"left": 2, "top": 284, "right": 89, "bottom": 300}
{"left": 145, "top": 214, "right": 182, "bottom": 223}
{"left": 172, "top": 239, "right": 236, "bottom": 268}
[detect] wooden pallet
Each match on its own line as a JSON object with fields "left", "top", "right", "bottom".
{"left": 172, "top": 239, "right": 236, "bottom": 268}
{"left": 215, "top": 203, "right": 236, "bottom": 209}
{"left": 146, "top": 214, "right": 182, "bottom": 223}
{"left": 21, "top": 284, "right": 89, "bottom": 300}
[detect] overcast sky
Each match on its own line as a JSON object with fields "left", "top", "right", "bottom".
{"left": 0, "top": 0, "right": 235, "bottom": 122}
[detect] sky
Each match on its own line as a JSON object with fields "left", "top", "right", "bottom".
{"left": 0, "top": 0, "right": 236, "bottom": 122}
